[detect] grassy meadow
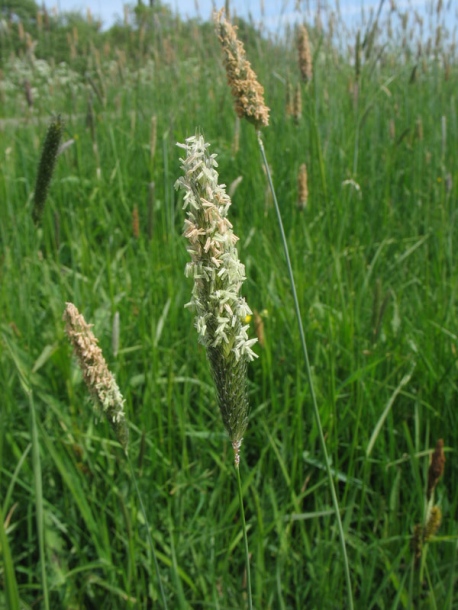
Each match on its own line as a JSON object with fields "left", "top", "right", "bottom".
{"left": 1, "top": 1, "right": 457, "bottom": 608}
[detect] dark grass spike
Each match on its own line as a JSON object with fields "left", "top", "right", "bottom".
{"left": 32, "top": 115, "right": 63, "bottom": 224}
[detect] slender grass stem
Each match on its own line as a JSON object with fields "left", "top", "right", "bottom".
{"left": 127, "top": 455, "right": 168, "bottom": 609}
{"left": 29, "top": 391, "right": 50, "bottom": 610}
{"left": 256, "top": 130, "right": 354, "bottom": 610}
{"left": 235, "top": 463, "right": 253, "bottom": 610}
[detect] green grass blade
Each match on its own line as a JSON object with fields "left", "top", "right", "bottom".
{"left": 0, "top": 505, "right": 20, "bottom": 610}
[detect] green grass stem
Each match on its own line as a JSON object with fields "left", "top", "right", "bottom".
{"left": 235, "top": 463, "right": 253, "bottom": 610}
{"left": 30, "top": 391, "right": 50, "bottom": 610}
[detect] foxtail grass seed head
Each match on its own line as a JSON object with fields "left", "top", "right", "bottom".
{"left": 32, "top": 115, "right": 63, "bottom": 224}
{"left": 297, "top": 25, "right": 313, "bottom": 82}
{"left": 297, "top": 163, "right": 308, "bottom": 209}
{"left": 175, "top": 135, "right": 258, "bottom": 466}
{"left": 63, "top": 303, "right": 129, "bottom": 452}
{"left": 427, "top": 438, "right": 445, "bottom": 500}
{"left": 214, "top": 9, "right": 269, "bottom": 130}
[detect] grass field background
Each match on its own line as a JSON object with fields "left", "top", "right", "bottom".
{"left": 1, "top": 1, "right": 457, "bottom": 607}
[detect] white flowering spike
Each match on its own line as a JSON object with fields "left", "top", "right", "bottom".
{"left": 175, "top": 134, "right": 257, "bottom": 466}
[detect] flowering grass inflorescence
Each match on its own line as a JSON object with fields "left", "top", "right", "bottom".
{"left": 63, "top": 302, "right": 129, "bottom": 451}
{"left": 214, "top": 9, "right": 269, "bottom": 130}
{"left": 175, "top": 134, "right": 257, "bottom": 466}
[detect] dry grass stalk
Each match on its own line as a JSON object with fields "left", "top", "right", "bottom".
{"left": 293, "top": 84, "right": 302, "bottom": 124}
{"left": 132, "top": 204, "right": 140, "bottom": 239}
{"left": 297, "top": 25, "right": 313, "bottom": 82}
{"left": 232, "top": 116, "right": 240, "bottom": 156}
{"left": 23, "top": 79, "right": 33, "bottom": 108}
{"left": 214, "top": 9, "right": 269, "bottom": 130}
{"left": 389, "top": 118, "right": 396, "bottom": 141}
{"left": 63, "top": 303, "right": 129, "bottom": 451}
{"left": 297, "top": 163, "right": 308, "bottom": 209}
{"left": 415, "top": 117, "right": 423, "bottom": 141}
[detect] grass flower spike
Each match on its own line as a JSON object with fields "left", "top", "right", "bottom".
{"left": 297, "top": 25, "right": 313, "bottom": 83}
{"left": 175, "top": 134, "right": 257, "bottom": 466}
{"left": 63, "top": 302, "right": 129, "bottom": 451}
{"left": 32, "top": 114, "right": 63, "bottom": 224}
{"left": 214, "top": 9, "right": 269, "bottom": 130}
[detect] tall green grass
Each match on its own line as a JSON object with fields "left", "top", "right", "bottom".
{"left": 0, "top": 1, "right": 457, "bottom": 607}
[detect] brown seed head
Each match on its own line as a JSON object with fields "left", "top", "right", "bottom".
{"left": 297, "top": 25, "right": 313, "bottom": 82}
{"left": 427, "top": 438, "right": 445, "bottom": 500}
{"left": 214, "top": 9, "right": 269, "bottom": 129}
{"left": 63, "top": 303, "right": 129, "bottom": 451}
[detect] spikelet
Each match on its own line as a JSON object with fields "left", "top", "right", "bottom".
{"left": 297, "top": 25, "right": 313, "bottom": 82}
{"left": 63, "top": 303, "right": 129, "bottom": 451}
{"left": 175, "top": 135, "right": 258, "bottom": 466}
{"left": 214, "top": 9, "right": 269, "bottom": 130}
{"left": 297, "top": 163, "right": 308, "bottom": 209}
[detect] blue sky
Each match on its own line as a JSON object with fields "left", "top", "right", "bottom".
{"left": 49, "top": 0, "right": 457, "bottom": 31}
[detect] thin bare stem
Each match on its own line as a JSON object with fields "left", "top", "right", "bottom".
{"left": 236, "top": 463, "right": 253, "bottom": 610}
{"left": 256, "top": 131, "right": 354, "bottom": 610}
